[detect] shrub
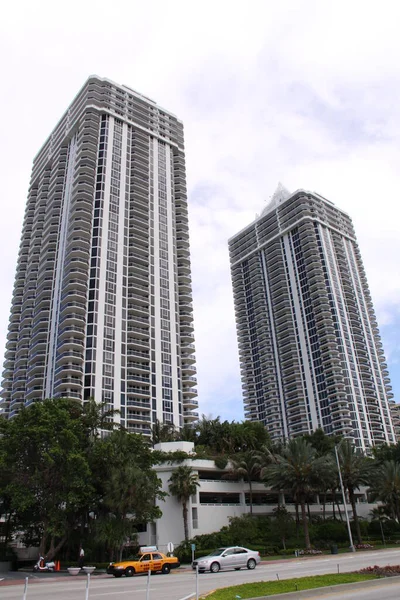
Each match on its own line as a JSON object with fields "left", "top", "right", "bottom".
{"left": 311, "top": 521, "right": 348, "bottom": 543}
{"left": 359, "top": 564, "right": 400, "bottom": 576}
{"left": 350, "top": 519, "right": 369, "bottom": 538}
{"left": 214, "top": 456, "right": 229, "bottom": 469}
{"left": 368, "top": 519, "right": 400, "bottom": 536}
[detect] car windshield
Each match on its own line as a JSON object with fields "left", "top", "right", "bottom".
{"left": 207, "top": 548, "right": 226, "bottom": 557}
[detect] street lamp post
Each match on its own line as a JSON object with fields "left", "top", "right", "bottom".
{"left": 334, "top": 445, "right": 355, "bottom": 552}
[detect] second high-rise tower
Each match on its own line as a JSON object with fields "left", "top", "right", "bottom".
{"left": 229, "top": 185, "right": 394, "bottom": 450}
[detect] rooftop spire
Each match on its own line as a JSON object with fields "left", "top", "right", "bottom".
{"left": 260, "top": 182, "right": 291, "bottom": 217}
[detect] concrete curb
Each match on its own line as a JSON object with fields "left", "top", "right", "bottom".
{"left": 246, "top": 575, "right": 400, "bottom": 599}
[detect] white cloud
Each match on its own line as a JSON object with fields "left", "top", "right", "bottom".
{"left": 1, "top": 0, "right": 400, "bottom": 416}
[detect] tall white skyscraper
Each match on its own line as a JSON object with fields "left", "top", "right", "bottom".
{"left": 1, "top": 76, "right": 198, "bottom": 433}
{"left": 229, "top": 186, "right": 395, "bottom": 451}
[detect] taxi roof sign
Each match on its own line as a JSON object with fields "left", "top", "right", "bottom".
{"left": 139, "top": 546, "right": 158, "bottom": 554}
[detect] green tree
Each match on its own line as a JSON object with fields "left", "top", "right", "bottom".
{"left": 337, "top": 440, "right": 371, "bottom": 545}
{"left": 263, "top": 438, "right": 330, "bottom": 549}
{"left": 177, "top": 423, "right": 198, "bottom": 443}
{"left": 93, "top": 429, "right": 165, "bottom": 559}
{"left": 82, "top": 397, "right": 120, "bottom": 440}
{"left": 369, "top": 460, "right": 400, "bottom": 523}
{"left": 168, "top": 466, "right": 200, "bottom": 542}
{"left": 270, "top": 506, "right": 294, "bottom": 550}
{"left": 372, "top": 442, "right": 400, "bottom": 464}
{"left": 0, "top": 399, "right": 92, "bottom": 559}
{"left": 194, "top": 416, "right": 270, "bottom": 456}
{"left": 304, "top": 428, "right": 341, "bottom": 457}
{"left": 151, "top": 419, "right": 177, "bottom": 446}
{"left": 229, "top": 451, "right": 261, "bottom": 514}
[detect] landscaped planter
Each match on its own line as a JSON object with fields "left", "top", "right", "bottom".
{"left": 82, "top": 566, "right": 96, "bottom": 574}
{"left": 67, "top": 567, "right": 81, "bottom": 576}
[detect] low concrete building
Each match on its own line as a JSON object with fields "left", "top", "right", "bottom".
{"left": 138, "top": 442, "right": 376, "bottom": 552}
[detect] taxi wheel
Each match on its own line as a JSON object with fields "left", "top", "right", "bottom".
{"left": 162, "top": 564, "right": 171, "bottom": 574}
{"left": 125, "top": 567, "right": 135, "bottom": 577}
{"left": 114, "top": 572, "right": 123, "bottom": 578}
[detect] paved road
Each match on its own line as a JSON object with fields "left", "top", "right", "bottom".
{"left": 287, "top": 578, "right": 400, "bottom": 600}
{"left": 2, "top": 548, "right": 400, "bottom": 600}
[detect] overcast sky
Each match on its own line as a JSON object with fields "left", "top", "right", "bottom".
{"left": 1, "top": 0, "right": 399, "bottom": 421}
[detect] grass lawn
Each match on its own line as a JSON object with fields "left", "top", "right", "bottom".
{"left": 201, "top": 572, "right": 379, "bottom": 599}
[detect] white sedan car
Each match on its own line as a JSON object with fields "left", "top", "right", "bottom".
{"left": 192, "top": 546, "right": 261, "bottom": 573}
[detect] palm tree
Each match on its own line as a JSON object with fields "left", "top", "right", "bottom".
{"left": 151, "top": 419, "right": 177, "bottom": 446}
{"left": 168, "top": 466, "right": 200, "bottom": 541}
{"left": 370, "top": 506, "right": 389, "bottom": 546}
{"left": 369, "top": 460, "right": 400, "bottom": 522}
{"left": 337, "top": 440, "right": 371, "bottom": 545}
{"left": 82, "top": 397, "right": 120, "bottom": 441}
{"left": 229, "top": 450, "right": 261, "bottom": 514}
{"left": 177, "top": 423, "right": 198, "bottom": 443}
{"left": 263, "top": 438, "right": 330, "bottom": 549}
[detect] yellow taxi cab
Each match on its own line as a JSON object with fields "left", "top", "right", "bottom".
{"left": 107, "top": 547, "right": 180, "bottom": 577}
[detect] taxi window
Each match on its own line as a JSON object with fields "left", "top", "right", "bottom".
{"left": 152, "top": 553, "right": 163, "bottom": 560}
{"left": 141, "top": 554, "right": 151, "bottom": 561}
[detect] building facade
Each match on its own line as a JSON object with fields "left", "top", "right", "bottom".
{"left": 390, "top": 403, "right": 400, "bottom": 442}
{"left": 139, "top": 442, "right": 375, "bottom": 550}
{"left": 229, "top": 186, "right": 394, "bottom": 451}
{"left": 1, "top": 76, "right": 198, "bottom": 432}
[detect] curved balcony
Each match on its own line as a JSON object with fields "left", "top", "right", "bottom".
{"left": 58, "top": 325, "right": 85, "bottom": 340}
{"left": 59, "top": 313, "right": 86, "bottom": 327}
{"left": 25, "top": 386, "right": 43, "bottom": 401}
{"left": 182, "top": 387, "right": 197, "bottom": 397}
{"left": 126, "top": 386, "right": 151, "bottom": 398}
{"left": 181, "top": 342, "right": 195, "bottom": 355}
{"left": 183, "top": 397, "right": 198, "bottom": 409}
{"left": 183, "top": 410, "right": 198, "bottom": 422}
{"left": 54, "top": 363, "right": 84, "bottom": 377}
{"left": 127, "top": 325, "right": 150, "bottom": 339}
{"left": 54, "top": 376, "right": 83, "bottom": 391}
{"left": 181, "top": 352, "right": 196, "bottom": 365}
{"left": 56, "top": 349, "right": 84, "bottom": 365}
{"left": 182, "top": 375, "right": 197, "bottom": 387}
{"left": 182, "top": 363, "right": 196, "bottom": 374}
{"left": 57, "top": 337, "right": 85, "bottom": 352}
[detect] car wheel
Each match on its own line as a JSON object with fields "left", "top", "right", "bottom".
{"left": 162, "top": 564, "right": 171, "bottom": 574}
{"left": 125, "top": 567, "right": 135, "bottom": 577}
{"left": 234, "top": 567, "right": 241, "bottom": 570}
{"left": 210, "top": 562, "right": 220, "bottom": 573}
{"left": 247, "top": 558, "right": 256, "bottom": 570}
{"left": 114, "top": 572, "right": 123, "bottom": 578}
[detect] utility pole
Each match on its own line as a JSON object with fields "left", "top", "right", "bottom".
{"left": 335, "top": 445, "right": 355, "bottom": 552}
